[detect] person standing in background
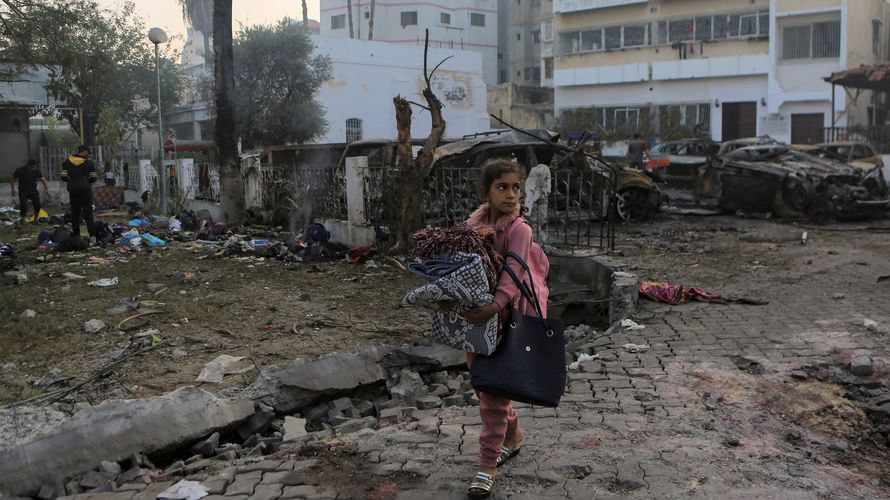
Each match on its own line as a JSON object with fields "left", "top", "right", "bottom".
{"left": 61, "top": 145, "right": 97, "bottom": 238}
{"left": 11, "top": 159, "right": 53, "bottom": 222}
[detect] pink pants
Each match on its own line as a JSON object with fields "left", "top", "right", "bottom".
{"left": 467, "top": 353, "right": 520, "bottom": 469}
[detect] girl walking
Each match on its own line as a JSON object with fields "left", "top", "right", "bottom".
{"left": 461, "top": 158, "right": 550, "bottom": 498}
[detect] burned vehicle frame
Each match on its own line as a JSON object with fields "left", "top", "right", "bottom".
{"left": 429, "top": 129, "right": 662, "bottom": 247}
{"left": 700, "top": 144, "right": 889, "bottom": 221}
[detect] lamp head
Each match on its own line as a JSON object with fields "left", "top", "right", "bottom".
{"left": 148, "top": 27, "right": 168, "bottom": 45}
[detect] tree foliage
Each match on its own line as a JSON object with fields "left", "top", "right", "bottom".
{"left": 231, "top": 19, "right": 331, "bottom": 149}
{"left": 0, "top": 0, "right": 182, "bottom": 145}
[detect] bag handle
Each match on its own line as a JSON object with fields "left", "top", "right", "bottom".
{"left": 501, "top": 251, "right": 548, "bottom": 328}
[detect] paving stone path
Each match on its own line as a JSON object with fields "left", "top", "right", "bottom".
{"left": 61, "top": 224, "right": 890, "bottom": 499}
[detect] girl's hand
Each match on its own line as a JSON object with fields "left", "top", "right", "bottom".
{"left": 463, "top": 302, "right": 500, "bottom": 325}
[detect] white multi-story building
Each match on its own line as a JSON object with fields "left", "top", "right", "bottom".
{"left": 553, "top": 0, "right": 890, "bottom": 143}
{"left": 312, "top": 35, "right": 489, "bottom": 143}
{"left": 319, "top": 0, "right": 499, "bottom": 86}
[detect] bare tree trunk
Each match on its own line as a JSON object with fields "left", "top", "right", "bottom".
{"left": 368, "top": 0, "right": 375, "bottom": 40}
{"left": 346, "top": 0, "right": 354, "bottom": 38}
{"left": 392, "top": 29, "right": 447, "bottom": 252}
{"left": 301, "top": 0, "right": 308, "bottom": 25}
{"left": 213, "top": 0, "right": 243, "bottom": 223}
{"left": 392, "top": 96, "right": 415, "bottom": 251}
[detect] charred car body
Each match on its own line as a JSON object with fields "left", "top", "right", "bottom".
{"left": 703, "top": 144, "right": 888, "bottom": 221}
{"left": 431, "top": 129, "right": 662, "bottom": 223}
{"left": 649, "top": 137, "right": 889, "bottom": 221}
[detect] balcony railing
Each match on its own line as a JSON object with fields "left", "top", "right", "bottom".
{"left": 555, "top": 0, "right": 646, "bottom": 14}
{"left": 824, "top": 126, "right": 890, "bottom": 154}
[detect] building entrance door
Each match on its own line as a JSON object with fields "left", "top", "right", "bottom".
{"left": 721, "top": 102, "right": 757, "bottom": 141}
{"left": 791, "top": 113, "right": 824, "bottom": 145}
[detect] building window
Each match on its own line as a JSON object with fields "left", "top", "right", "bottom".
{"left": 874, "top": 19, "right": 882, "bottom": 57}
{"left": 560, "top": 23, "right": 649, "bottom": 54}
{"left": 523, "top": 67, "right": 540, "bottom": 81}
{"left": 364, "top": 11, "right": 369, "bottom": 19}
{"left": 533, "top": 30, "right": 541, "bottom": 44}
{"left": 346, "top": 118, "right": 362, "bottom": 143}
{"left": 543, "top": 20, "right": 553, "bottom": 41}
{"left": 657, "top": 9, "right": 768, "bottom": 44}
{"left": 516, "top": 33, "right": 521, "bottom": 41}
{"left": 401, "top": 11, "right": 418, "bottom": 26}
{"left": 544, "top": 58, "right": 553, "bottom": 79}
{"left": 658, "top": 103, "right": 711, "bottom": 135}
{"left": 441, "top": 12, "right": 451, "bottom": 25}
{"left": 471, "top": 13, "right": 485, "bottom": 27}
{"left": 331, "top": 14, "right": 345, "bottom": 30}
{"left": 781, "top": 19, "right": 840, "bottom": 60}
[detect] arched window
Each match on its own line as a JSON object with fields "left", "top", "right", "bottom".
{"left": 346, "top": 118, "right": 363, "bottom": 143}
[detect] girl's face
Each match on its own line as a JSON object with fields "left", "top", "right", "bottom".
{"left": 487, "top": 171, "right": 522, "bottom": 219}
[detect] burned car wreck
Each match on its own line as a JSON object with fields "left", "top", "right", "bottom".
{"left": 700, "top": 144, "right": 889, "bottom": 221}
{"left": 431, "top": 129, "right": 662, "bottom": 223}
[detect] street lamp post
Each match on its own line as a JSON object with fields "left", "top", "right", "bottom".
{"left": 148, "top": 27, "right": 169, "bottom": 215}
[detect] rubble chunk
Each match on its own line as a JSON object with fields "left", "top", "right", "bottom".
{"left": 850, "top": 356, "right": 874, "bottom": 377}
{"left": 334, "top": 417, "right": 378, "bottom": 435}
{"left": 283, "top": 416, "right": 308, "bottom": 442}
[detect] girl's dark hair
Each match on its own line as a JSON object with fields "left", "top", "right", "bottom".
{"left": 25, "top": 159, "right": 37, "bottom": 167}
{"left": 478, "top": 158, "right": 525, "bottom": 196}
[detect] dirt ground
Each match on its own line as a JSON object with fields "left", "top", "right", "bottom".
{"left": 0, "top": 214, "right": 428, "bottom": 406}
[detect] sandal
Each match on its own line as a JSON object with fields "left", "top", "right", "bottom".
{"left": 497, "top": 438, "right": 522, "bottom": 467}
{"left": 467, "top": 471, "right": 495, "bottom": 498}
{"left": 496, "top": 444, "right": 521, "bottom": 467}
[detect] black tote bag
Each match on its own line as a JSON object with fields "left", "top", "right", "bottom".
{"left": 469, "top": 252, "right": 566, "bottom": 407}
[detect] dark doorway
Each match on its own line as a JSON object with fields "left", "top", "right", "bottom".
{"left": 721, "top": 102, "right": 757, "bottom": 141}
{"left": 791, "top": 113, "right": 824, "bottom": 144}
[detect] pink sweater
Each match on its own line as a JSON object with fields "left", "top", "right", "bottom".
{"left": 467, "top": 204, "right": 549, "bottom": 318}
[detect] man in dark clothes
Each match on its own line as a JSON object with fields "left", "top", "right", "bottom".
{"left": 11, "top": 159, "right": 53, "bottom": 222}
{"left": 61, "top": 145, "right": 98, "bottom": 237}
{"left": 626, "top": 132, "right": 648, "bottom": 170}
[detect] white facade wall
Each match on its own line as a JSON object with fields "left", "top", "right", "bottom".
{"left": 553, "top": 0, "right": 860, "bottom": 143}
{"left": 319, "top": 0, "right": 498, "bottom": 85}
{"left": 311, "top": 35, "right": 490, "bottom": 144}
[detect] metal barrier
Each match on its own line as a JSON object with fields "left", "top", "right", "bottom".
{"left": 38, "top": 146, "right": 104, "bottom": 180}
{"left": 824, "top": 126, "right": 890, "bottom": 153}
{"left": 360, "top": 165, "right": 615, "bottom": 251}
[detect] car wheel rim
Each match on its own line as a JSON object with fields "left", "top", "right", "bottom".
{"left": 617, "top": 190, "right": 648, "bottom": 222}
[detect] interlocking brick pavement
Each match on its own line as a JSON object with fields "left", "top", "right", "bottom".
{"left": 64, "top": 219, "right": 890, "bottom": 499}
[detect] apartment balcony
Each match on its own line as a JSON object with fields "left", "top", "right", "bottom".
{"left": 554, "top": 0, "right": 646, "bottom": 14}
{"left": 542, "top": 40, "right": 554, "bottom": 58}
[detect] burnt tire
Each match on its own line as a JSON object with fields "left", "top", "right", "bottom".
{"left": 616, "top": 188, "right": 652, "bottom": 222}
{"left": 783, "top": 178, "right": 813, "bottom": 212}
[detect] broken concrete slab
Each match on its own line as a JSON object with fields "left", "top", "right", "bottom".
{"left": 334, "top": 417, "right": 377, "bottom": 435}
{"left": 380, "top": 343, "right": 466, "bottom": 371}
{"left": 0, "top": 386, "right": 254, "bottom": 497}
{"left": 243, "top": 346, "right": 391, "bottom": 414}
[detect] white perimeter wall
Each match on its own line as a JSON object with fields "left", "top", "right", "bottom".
{"left": 312, "top": 35, "right": 490, "bottom": 143}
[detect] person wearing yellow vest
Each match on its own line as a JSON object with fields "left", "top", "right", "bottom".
{"left": 60, "top": 145, "right": 98, "bottom": 238}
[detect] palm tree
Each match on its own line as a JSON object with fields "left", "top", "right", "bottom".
{"left": 177, "top": 0, "right": 213, "bottom": 65}
{"left": 212, "top": 0, "right": 243, "bottom": 222}
{"left": 301, "top": 0, "right": 308, "bottom": 26}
